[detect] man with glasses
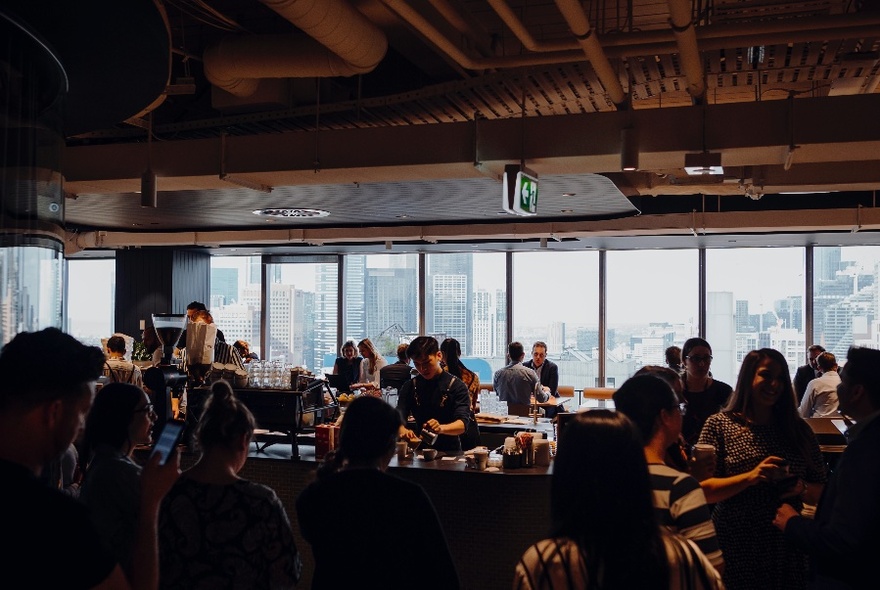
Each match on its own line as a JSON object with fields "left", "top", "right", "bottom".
{"left": 614, "top": 373, "right": 724, "bottom": 575}
{"left": 680, "top": 337, "right": 732, "bottom": 447}
{"left": 523, "top": 341, "right": 560, "bottom": 416}
{"left": 774, "top": 346, "right": 880, "bottom": 589}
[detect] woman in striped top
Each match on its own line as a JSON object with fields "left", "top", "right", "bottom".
{"left": 513, "top": 410, "right": 723, "bottom": 590}
{"left": 613, "top": 372, "right": 725, "bottom": 574}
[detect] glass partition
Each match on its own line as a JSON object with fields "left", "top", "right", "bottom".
{"left": 606, "top": 250, "right": 698, "bottom": 387}
{"left": 706, "top": 247, "right": 805, "bottom": 385}
{"left": 513, "top": 251, "right": 599, "bottom": 391}
{"left": 1, "top": 244, "right": 63, "bottom": 346}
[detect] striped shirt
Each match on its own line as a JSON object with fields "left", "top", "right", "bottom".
{"left": 649, "top": 463, "right": 724, "bottom": 571}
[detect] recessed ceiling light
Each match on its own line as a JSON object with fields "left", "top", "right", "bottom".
{"left": 562, "top": 192, "right": 576, "bottom": 197}
{"left": 560, "top": 209, "right": 573, "bottom": 213}
{"left": 396, "top": 214, "right": 409, "bottom": 219}
{"left": 253, "top": 208, "right": 330, "bottom": 218}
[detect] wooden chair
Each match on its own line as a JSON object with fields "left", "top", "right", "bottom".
{"left": 507, "top": 402, "right": 532, "bottom": 417}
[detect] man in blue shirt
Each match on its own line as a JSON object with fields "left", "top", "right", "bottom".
{"left": 493, "top": 341, "right": 548, "bottom": 410}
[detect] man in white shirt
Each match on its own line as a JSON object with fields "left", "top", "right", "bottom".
{"left": 103, "top": 335, "right": 144, "bottom": 388}
{"left": 798, "top": 351, "right": 841, "bottom": 418}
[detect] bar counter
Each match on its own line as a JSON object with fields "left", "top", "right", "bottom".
{"left": 168, "top": 442, "right": 552, "bottom": 590}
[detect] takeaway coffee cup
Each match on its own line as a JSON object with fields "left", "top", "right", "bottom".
{"left": 396, "top": 441, "right": 409, "bottom": 461}
{"left": 473, "top": 449, "right": 489, "bottom": 471}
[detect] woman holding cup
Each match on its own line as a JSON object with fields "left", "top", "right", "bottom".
{"left": 697, "top": 348, "right": 827, "bottom": 590}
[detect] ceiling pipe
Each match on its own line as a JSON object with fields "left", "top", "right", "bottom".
{"left": 427, "top": 0, "right": 495, "bottom": 58}
{"left": 382, "top": 5, "right": 880, "bottom": 70}
{"left": 203, "top": 0, "right": 387, "bottom": 97}
{"left": 667, "top": 0, "right": 705, "bottom": 102}
{"left": 553, "top": 0, "right": 626, "bottom": 105}
{"left": 486, "top": 0, "right": 574, "bottom": 53}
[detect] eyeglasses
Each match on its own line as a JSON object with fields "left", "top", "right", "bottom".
{"left": 134, "top": 404, "right": 155, "bottom": 416}
{"left": 677, "top": 402, "right": 688, "bottom": 416}
{"left": 686, "top": 355, "right": 713, "bottom": 364}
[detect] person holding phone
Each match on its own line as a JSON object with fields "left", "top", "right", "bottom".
{"left": 158, "top": 380, "right": 302, "bottom": 589}
{"left": 80, "top": 382, "right": 161, "bottom": 576}
{"left": 0, "top": 328, "right": 179, "bottom": 590}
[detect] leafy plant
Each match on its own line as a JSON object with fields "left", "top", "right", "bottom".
{"left": 131, "top": 341, "right": 151, "bottom": 361}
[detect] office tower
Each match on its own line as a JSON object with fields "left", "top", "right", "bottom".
{"left": 426, "top": 253, "right": 472, "bottom": 353}
{"left": 343, "top": 255, "right": 366, "bottom": 341}
{"left": 547, "top": 321, "right": 565, "bottom": 356}
{"left": 815, "top": 247, "right": 841, "bottom": 282}
{"left": 364, "top": 265, "right": 417, "bottom": 355}
{"left": 211, "top": 267, "right": 238, "bottom": 306}
{"left": 315, "top": 263, "right": 339, "bottom": 371}
{"left": 472, "top": 290, "right": 494, "bottom": 357}
{"left": 494, "top": 288, "right": 506, "bottom": 358}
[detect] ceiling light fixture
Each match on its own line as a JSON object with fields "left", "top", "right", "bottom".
{"left": 252, "top": 208, "right": 330, "bottom": 218}
{"left": 620, "top": 127, "right": 639, "bottom": 171}
{"left": 141, "top": 113, "right": 158, "bottom": 208}
{"left": 684, "top": 151, "right": 724, "bottom": 176}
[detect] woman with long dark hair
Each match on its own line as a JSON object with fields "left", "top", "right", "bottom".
{"left": 297, "top": 396, "right": 459, "bottom": 589}
{"left": 80, "top": 382, "right": 157, "bottom": 576}
{"left": 513, "top": 410, "right": 722, "bottom": 590}
{"left": 697, "top": 348, "right": 827, "bottom": 590}
{"left": 440, "top": 337, "right": 481, "bottom": 450}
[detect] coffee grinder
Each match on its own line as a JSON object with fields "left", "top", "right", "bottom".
{"left": 143, "top": 313, "right": 187, "bottom": 432}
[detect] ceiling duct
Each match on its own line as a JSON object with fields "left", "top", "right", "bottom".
{"left": 203, "top": 0, "right": 388, "bottom": 98}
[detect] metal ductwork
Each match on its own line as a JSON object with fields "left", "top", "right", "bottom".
{"left": 667, "top": 0, "right": 705, "bottom": 102}
{"left": 203, "top": 0, "right": 387, "bottom": 98}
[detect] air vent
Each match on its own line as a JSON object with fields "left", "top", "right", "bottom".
{"left": 253, "top": 208, "right": 330, "bottom": 218}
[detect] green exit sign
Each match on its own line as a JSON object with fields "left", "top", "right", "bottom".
{"left": 503, "top": 165, "right": 539, "bottom": 216}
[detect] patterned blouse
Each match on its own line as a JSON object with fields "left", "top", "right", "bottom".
{"left": 158, "top": 478, "right": 301, "bottom": 589}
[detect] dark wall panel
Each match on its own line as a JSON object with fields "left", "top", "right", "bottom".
{"left": 115, "top": 248, "right": 210, "bottom": 337}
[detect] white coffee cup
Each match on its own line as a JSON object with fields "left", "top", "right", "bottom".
{"left": 692, "top": 443, "right": 716, "bottom": 460}
{"left": 473, "top": 449, "right": 489, "bottom": 471}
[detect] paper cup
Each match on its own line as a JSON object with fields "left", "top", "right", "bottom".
{"left": 692, "top": 443, "right": 716, "bottom": 460}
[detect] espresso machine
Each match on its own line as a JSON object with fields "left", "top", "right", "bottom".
{"left": 142, "top": 313, "right": 187, "bottom": 432}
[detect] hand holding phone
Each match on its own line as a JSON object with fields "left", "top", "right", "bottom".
{"left": 150, "top": 419, "right": 185, "bottom": 466}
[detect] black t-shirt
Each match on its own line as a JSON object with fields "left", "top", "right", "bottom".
{"left": 3, "top": 458, "right": 118, "bottom": 588}
{"left": 681, "top": 379, "right": 733, "bottom": 446}
{"left": 397, "top": 371, "right": 471, "bottom": 453}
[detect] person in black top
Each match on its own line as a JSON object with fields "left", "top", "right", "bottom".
{"left": 397, "top": 336, "right": 471, "bottom": 455}
{"left": 379, "top": 342, "right": 413, "bottom": 389}
{"left": 331, "top": 340, "right": 362, "bottom": 393}
{"left": 680, "top": 337, "right": 732, "bottom": 447}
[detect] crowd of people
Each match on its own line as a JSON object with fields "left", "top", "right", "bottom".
{"left": 4, "top": 321, "right": 877, "bottom": 590}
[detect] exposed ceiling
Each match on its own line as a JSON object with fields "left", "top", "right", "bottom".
{"left": 7, "top": 0, "right": 880, "bottom": 256}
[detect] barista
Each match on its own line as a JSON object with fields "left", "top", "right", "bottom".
{"left": 397, "top": 336, "right": 471, "bottom": 455}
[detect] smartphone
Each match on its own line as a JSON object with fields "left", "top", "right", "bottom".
{"left": 150, "top": 419, "right": 185, "bottom": 465}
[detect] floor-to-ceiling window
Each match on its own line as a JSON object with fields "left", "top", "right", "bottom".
{"left": 606, "top": 249, "right": 699, "bottom": 387}
{"left": 706, "top": 247, "right": 805, "bottom": 385}
{"left": 814, "top": 246, "right": 880, "bottom": 362}
{"left": 342, "top": 253, "right": 419, "bottom": 363}
{"left": 65, "top": 258, "right": 115, "bottom": 348}
{"left": 425, "top": 252, "right": 506, "bottom": 385}
{"left": 210, "top": 256, "right": 263, "bottom": 361}
{"left": 513, "top": 251, "right": 599, "bottom": 390}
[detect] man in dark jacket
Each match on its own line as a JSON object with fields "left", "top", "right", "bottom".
{"left": 774, "top": 346, "right": 880, "bottom": 589}
{"left": 523, "top": 341, "right": 560, "bottom": 416}
{"left": 793, "top": 344, "right": 825, "bottom": 404}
